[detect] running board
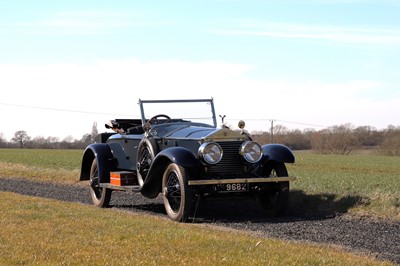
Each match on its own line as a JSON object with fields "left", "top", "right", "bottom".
{"left": 188, "top": 176, "right": 296, "bottom": 186}
{"left": 100, "top": 183, "right": 141, "bottom": 192}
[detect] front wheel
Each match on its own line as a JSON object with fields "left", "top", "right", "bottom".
{"left": 137, "top": 138, "right": 158, "bottom": 187}
{"left": 162, "top": 163, "right": 193, "bottom": 222}
{"left": 257, "top": 162, "right": 290, "bottom": 217}
{"left": 89, "top": 159, "right": 112, "bottom": 207}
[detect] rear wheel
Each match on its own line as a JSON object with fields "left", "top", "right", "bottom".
{"left": 162, "top": 163, "right": 193, "bottom": 222}
{"left": 257, "top": 162, "right": 290, "bottom": 217}
{"left": 89, "top": 159, "right": 112, "bottom": 207}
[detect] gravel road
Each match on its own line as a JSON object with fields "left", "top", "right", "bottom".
{"left": 1, "top": 177, "right": 399, "bottom": 264}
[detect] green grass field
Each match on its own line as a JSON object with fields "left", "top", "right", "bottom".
{"left": 287, "top": 152, "right": 400, "bottom": 220}
{"left": 0, "top": 192, "right": 392, "bottom": 265}
{"left": 0, "top": 149, "right": 82, "bottom": 183}
{"left": 0, "top": 148, "right": 399, "bottom": 219}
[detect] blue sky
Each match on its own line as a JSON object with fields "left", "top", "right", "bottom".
{"left": 1, "top": 0, "right": 399, "bottom": 140}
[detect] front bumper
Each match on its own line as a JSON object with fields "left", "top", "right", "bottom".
{"left": 188, "top": 176, "right": 296, "bottom": 186}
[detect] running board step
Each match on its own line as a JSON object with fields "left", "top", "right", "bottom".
{"left": 100, "top": 183, "right": 141, "bottom": 192}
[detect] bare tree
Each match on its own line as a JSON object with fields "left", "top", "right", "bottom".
{"left": 328, "top": 124, "right": 358, "bottom": 155}
{"left": 252, "top": 126, "right": 311, "bottom": 150}
{"left": 81, "top": 133, "right": 93, "bottom": 146}
{"left": 60, "top": 135, "right": 75, "bottom": 149}
{"left": 251, "top": 131, "right": 270, "bottom": 145}
{"left": 49, "top": 136, "right": 60, "bottom": 149}
{"left": 272, "top": 124, "right": 289, "bottom": 144}
{"left": 11, "top": 130, "right": 31, "bottom": 149}
{"left": 354, "top": 126, "right": 383, "bottom": 147}
{"left": 379, "top": 125, "right": 400, "bottom": 156}
{"left": 285, "top": 129, "right": 311, "bottom": 150}
{"left": 310, "top": 124, "right": 357, "bottom": 155}
{"left": 32, "top": 136, "right": 47, "bottom": 148}
{"left": 309, "top": 129, "right": 329, "bottom": 154}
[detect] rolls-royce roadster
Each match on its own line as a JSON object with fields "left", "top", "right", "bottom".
{"left": 79, "top": 99, "right": 296, "bottom": 222}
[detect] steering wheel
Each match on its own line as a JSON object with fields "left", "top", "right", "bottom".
{"left": 148, "top": 114, "right": 171, "bottom": 124}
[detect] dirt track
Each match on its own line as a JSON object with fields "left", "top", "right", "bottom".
{"left": 1, "top": 177, "right": 399, "bottom": 264}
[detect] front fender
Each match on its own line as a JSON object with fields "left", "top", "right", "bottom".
{"left": 140, "top": 147, "right": 200, "bottom": 198}
{"left": 154, "top": 147, "right": 200, "bottom": 168}
{"left": 262, "top": 144, "right": 295, "bottom": 163}
{"left": 79, "top": 143, "right": 115, "bottom": 183}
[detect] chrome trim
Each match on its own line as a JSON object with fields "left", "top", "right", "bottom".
{"left": 100, "top": 183, "right": 141, "bottom": 191}
{"left": 203, "top": 127, "right": 245, "bottom": 141}
{"left": 188, "top": 177, "right": 296, "bottom": 185}
{"left": 240, "top": 141, "right": 263, "bottom": 163}
{"left": 198, "top": 142, "right": 223, "bottom": 165}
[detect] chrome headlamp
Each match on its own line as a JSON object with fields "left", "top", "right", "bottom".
{"left": 240, "top": 141, "right": 263, "bottom": 163}
{"left": 198, "top": 142, "right": 223, "bottom": 165}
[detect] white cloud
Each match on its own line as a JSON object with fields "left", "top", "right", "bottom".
{"left": 213, "top": 21, "right": 400, "bottom": 45}
{"left": 218, "top": 77, "right": 399, "bottom": 131}
{"left": 0, "top": 59, "right": 397, "bottom": 140}
{"left": 0, "top": 59, "right": 252, "bottom": 139}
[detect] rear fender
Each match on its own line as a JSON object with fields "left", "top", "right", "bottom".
{"left": 262, "top": 144, "right": 295, "bottom": 163}
{"left": 80, "top": 143, "right": 115, "bottom": 183}
{"left": 140, "top": 147, "right": 200, "bottom": 198}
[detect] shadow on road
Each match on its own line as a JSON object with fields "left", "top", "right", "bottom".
{"left": 111, "top": 189, "right": 369, "bottom": 223}
{"left": 286, "top": 190, "right": 368, "bottom": 219}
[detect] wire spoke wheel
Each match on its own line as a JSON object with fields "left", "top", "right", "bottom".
{"left": 89, "top": 159, "right": 111, "bottom": 208}
{"left": 257, "top": 162, "right": 290, "bottom": 217}
{"left": 165, "top": 171, "right": 182, "bottom": 212}
{"left": 138, "top": 147, "right": 151, "bottom": 179}
{"left": 162, "top": 163, "right": 193, "bottom": 222}
{"left": 136, "top": 138, "right": 158, "bottom": 187}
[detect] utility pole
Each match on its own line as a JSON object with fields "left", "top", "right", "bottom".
{"left": 269, "top": 119, "right": 275, "bottom": 143}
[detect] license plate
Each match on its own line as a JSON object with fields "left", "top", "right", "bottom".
{"left": 222, "top": 183, "right": 248, "bottom": 192}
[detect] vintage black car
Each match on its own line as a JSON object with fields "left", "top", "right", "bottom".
{"left": 79, "top": 99, "right": 296, "bottom": 222}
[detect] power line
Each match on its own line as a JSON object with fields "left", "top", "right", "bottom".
{"left": 275, "top": 119, "right": 327, "bottom": 128}
{"left": 229, "top": 117, "right": 327, "bottom": 128}
{"left": 1, "top": 102, "right": 328, "bottom": 128}
{"left": 0, "top": 102, "right": 134, "bottom": 117}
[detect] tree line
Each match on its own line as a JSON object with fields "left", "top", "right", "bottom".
{"left": 0, "top": 123, "right": 399, "bottom": 156}
{"left": 0, "top": 122, "right": 99, "bottom": 150}
{"left": 0, "top": 130, "right": 97, "bottom": 150}
{"left": 251, "top": 124, "right": 400, "bottom": 156}
{"left": 252, "top": 123, "right": 400, "bottom": 156}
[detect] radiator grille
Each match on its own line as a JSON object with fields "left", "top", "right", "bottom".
{"left": 207, "top": 141, "right": 245, "bottom": 176}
